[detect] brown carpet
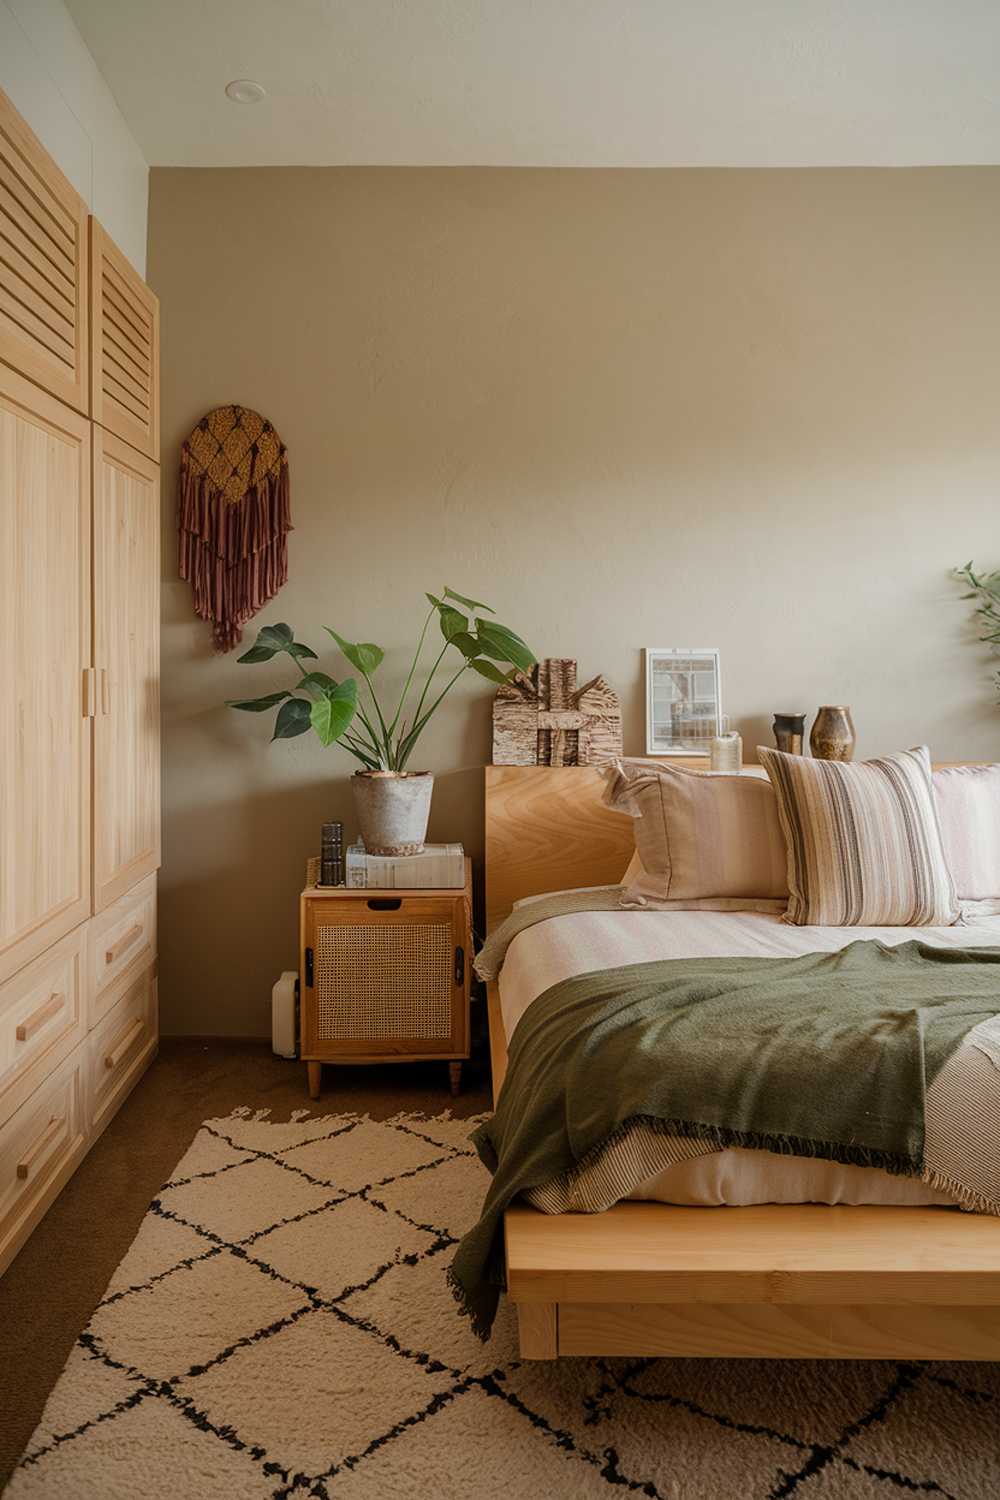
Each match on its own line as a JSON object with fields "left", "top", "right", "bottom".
{"left": 5, "top": 1106, "right": 1000, "bottom": 1498}
{"left": 0, "top": 1039, "right": 489, "bottom": 1492}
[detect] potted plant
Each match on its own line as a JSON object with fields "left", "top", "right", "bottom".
{"left": 955, "top": 561, "right": 1000, "bottom": 699}
{"left": 227, "top": 587, "right": 536, "bottom": 854}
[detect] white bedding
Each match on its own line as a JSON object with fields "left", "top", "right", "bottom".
{"left": 498, "top": 907, "right": 1000, "bottom": 1208}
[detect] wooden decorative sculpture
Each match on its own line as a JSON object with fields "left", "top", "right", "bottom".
{"left": 493, "top": 659, "right": 623, "bottom": 766}
{"left": 178, "top": 404, "right": 291, "bottom": 651}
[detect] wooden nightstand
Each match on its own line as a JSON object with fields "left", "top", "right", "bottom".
{"left": 299, "top": 858, "right": 472, "bottom": 1100}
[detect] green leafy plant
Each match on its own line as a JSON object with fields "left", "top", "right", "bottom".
{"left": 227, "top": 588, "right": 536, "bottom": 770}
{"left": 955, "top": 561, "right": 1000, "bottom": 697}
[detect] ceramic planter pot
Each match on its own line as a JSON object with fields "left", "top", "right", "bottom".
{"left": 351, "top": 770, "right": 434, "bottom": 855}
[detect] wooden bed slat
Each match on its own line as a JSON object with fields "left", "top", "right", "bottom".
{"left": 505, "top": 1202, "right": 1000, "bottom": 1305}
{"left": 558, "top": 1302, "right": 1000, "bottom": 1360}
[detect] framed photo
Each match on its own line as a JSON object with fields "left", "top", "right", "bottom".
{"left": 645, "top": 648, "right": 722, "bottom": 756}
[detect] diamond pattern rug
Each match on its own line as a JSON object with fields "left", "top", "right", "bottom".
{"left": 8, "top": 1109, "right": 999, "bottom": 1499}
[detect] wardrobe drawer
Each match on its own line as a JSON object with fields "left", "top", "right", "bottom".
{"left": 0, "top": 1044, "right": 86, "bottom": 1275}
{"left": 0, "top": 927, "right": 87, "bottom": 1127}
{"left": 87, "top": 875, "right": 156, "bottom": 1027}
{"left": 88, "top": 967, "right": 156, "bottom": 1137}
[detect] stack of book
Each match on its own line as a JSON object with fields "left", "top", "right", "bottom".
{"left": 345, "top": 842, "right": 465, "bottom": 889}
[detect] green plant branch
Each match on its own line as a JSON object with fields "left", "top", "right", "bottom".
{"left": 352, "top": 703, "right": 388, "bottom": 763}
{"left": 342, "top": 732, "right": 381, "bottom": 768}
{"left": 386, "top": 604, "right": 435, "bottom": 740}
{"left": 347, "top": 719, "right": 384, "bottom": 761}
{"left": 396, "top": 661, "right": 470, "bottom": 769}
{"left": 407, "top": 639, "right": 451, "bottom": 733}
{"left": 955, "top": 562, "right": 1000, "bottom": 697}
{"left": 359, "top": 670, "right": 393, "bottom": 762}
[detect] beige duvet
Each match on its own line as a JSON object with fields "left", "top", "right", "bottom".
{"left": 498, "top": 907, "right": 1000, "bottom": 1209}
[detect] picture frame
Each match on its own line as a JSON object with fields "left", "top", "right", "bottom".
{"left": 644, "top": 648, "right": 722, "bottom": 756}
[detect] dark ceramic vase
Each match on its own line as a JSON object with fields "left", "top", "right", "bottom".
{"left": 772, "top": 713, "right": 806, "bottom": 755}
{"left": 810, "top": 706, "right": 856, "bottom": 762}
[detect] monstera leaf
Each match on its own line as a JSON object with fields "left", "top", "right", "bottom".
{"left": 324, "top": 628, "right": 385, "bottom": 676}
{"left": 310, "top": 679, "right": 359, "bottom": 746}
{"left": 227, "top": 690, "right": 292, "bottom": 712}
{"left": 272, "top": 698, "right": 312, "bottom": 740}
{"left": 474, "top": 620, "right": 536, "bottom": 673}
{"left": 238, "top": 623, "right": 317, "bottom": 664}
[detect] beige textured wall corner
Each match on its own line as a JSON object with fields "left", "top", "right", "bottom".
{"left": 148, "top": 166, "right": 1000, "bottom": 1037}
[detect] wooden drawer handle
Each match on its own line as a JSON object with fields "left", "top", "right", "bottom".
{"left": 15, "top": 991, "right": 65, "bottom": 1043}
{"left": 16, "top": 1116, "right": 64, "bottom": 1180}
{"left": 104, "top": 1017, "right": 144, "bottom": 1071}
{"left": 105, "top": 924, "right": 143, "bottom": 966}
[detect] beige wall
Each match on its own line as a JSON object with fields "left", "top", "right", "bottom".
{"left": 148, "top": 166, "right": 1000, "bottom": 1036}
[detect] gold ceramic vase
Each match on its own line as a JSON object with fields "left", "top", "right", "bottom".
{"left": 810, "top": 706, "right": 856, "bottom": 761}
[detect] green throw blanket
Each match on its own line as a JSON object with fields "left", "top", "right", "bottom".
{"left": 450, "top": 939, "right": 1000, "bottom": 1339}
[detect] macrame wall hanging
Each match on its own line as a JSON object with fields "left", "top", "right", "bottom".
{"left": 178, "top": 404, "right": 292, "bottom": 651}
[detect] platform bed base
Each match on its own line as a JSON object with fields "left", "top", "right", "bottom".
{"left": 503, "top": 1195, "right": 1000, "bottom": 1362}
{"left": 482, "top": 769, "right": 1000, "bottom": 1364}
{"left": 487, "top": 974, "right": 1000, "bottom": 1363}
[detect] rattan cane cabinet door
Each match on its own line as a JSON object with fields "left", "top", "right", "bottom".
{"left": 302, "top": 895, "right": 470, "bottom": 1061}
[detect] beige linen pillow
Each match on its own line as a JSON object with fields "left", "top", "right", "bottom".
{"left": 758, "top": 745, "right": 958, "bottom": 927}
{"left": 604, "top": 760, "right": 788, "bottom": 912}
{"left": 933, "top": 763, "right": 1000, "bottom": 912}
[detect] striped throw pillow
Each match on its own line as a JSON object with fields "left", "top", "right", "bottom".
{"left": 757, "top": 746, "right": 959, "bottom": 927}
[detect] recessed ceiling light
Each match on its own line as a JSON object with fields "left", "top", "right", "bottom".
{"left": 225, "top": 79, "right": 266, "bottom": 104}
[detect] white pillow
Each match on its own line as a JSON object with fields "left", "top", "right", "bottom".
{"left": 933, "top": 764, "right": 1000, "bottom": 912}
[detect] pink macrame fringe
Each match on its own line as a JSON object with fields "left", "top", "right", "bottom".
{"left": 178, "top": 457, "right": 292, "bottom": 652}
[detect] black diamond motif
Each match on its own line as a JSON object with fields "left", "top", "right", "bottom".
{"left": 11, "top": 1112, "right": 997, "bottom": 1499}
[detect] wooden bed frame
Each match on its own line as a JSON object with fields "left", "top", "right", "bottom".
{"left": 483, "top": 763, "right": 1000, "bottom": 1361}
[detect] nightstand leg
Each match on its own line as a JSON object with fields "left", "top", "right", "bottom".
{"left": 307, "top": 1060, "right": 322, "bottom": 1100}
{"left": 449, "top": 1061, "right": 462, "bottom": 1097}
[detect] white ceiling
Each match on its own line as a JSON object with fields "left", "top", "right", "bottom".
{"left": 64, "top": 0, "right": 1000, "bottom": 168}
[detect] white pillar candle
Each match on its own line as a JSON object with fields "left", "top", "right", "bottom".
{"left": 710, "top": 731, "right": 742, "bottom": 773}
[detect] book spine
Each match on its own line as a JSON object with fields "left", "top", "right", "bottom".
{"left": 344, "top": 848, "right": 465, "bottom": 888}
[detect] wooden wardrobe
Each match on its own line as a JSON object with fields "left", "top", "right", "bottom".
{"left": 0, "top": 89, "right": 160, "bottom": 1274}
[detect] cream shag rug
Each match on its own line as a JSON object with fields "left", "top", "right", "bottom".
{"left": 8, "top": 1109, "right": 1000, "bottom": 1500}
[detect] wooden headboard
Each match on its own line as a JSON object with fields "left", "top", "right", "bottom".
{"left": 483, "top": 759, "right": 976, "bottom": 930}
{"left": 484, "top": 766, "right": 634, "bottom": 929}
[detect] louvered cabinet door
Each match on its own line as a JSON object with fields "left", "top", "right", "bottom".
{"left": 0, "top": 366, "right": 91, "bottom": 984}
{"left": 0, "top": 88, "right": 89, "bottom": 414}
{"left": 89, "top": 219, "right": 159, "bottom": 461}
{"left": 92, "top": 428, "right": 161, "bottom": 910}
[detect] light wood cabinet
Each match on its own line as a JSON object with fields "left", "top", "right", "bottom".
{"left": 300, "top": 862, "right": 473, "bottom": 1100}
{"left": 92, "top": 429, "right": 161, "bottom": 909}
{"left": 88, "top": 963, "right": 157, "bottom": 1142}
{"left": 0, "top": 926, "right": 87, "bottom": 1129}
{"left": 87, "top": 874, "right": 157, "bottom": 1029}
{"left": 0, "top": 89, "right": 89, "bottom": 415}
{"left": 89, "top": 219, "right": 159, "bottom": 461}
{"left": 0, "top": 365, "right": 91, "bottom": 985}
{"left": 0, "top": 90, "right": 161, "bottom": 1274}
{"left": 0, "top": 1043, "right": 87, "bottom": 1274}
